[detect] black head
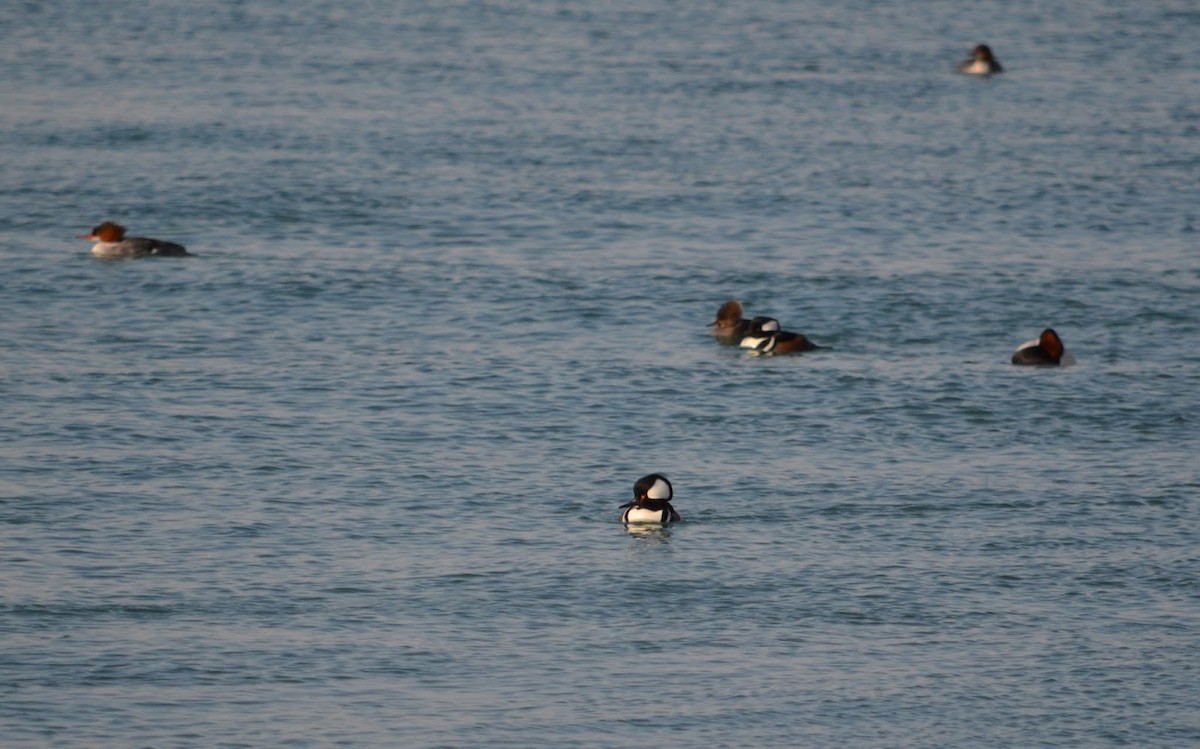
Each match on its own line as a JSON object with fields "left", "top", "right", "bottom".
{"left": 633, "top": 473, "right": 672, "bottom": 502}
{"left": 747, "top": 316, "right": 780, "bottom": 337}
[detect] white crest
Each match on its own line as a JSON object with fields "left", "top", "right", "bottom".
{"left": 761, "top": 319, "right": 780, "bottom": 333}
{"left": 647, "top": 477, "right": 671, "bottom": 500}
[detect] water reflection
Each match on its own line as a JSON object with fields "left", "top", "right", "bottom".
{"left": 623, "top": 523, "right": 673, "bottom": 542}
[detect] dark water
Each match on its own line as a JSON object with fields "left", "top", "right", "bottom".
{"left": 2, "top": 1, "right": 1198, "bottom": 747}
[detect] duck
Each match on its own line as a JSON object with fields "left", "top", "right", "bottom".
{"left": 1012, "top": 328, "right": 1075, "bottom": 366}
{"left": 959, "top": 44, "right": 1003, "bottom": 76}
{"left": 79, "top": 221, "right": 190, "bottom": 258}
{"left": 708, "top": 299, "right": 753, "bottom": 344}
{"left": 739, "top": 316, "right": 820, "bottom": 355}
{"left": 619, "top": 474, "right": 682, "bottom": 524}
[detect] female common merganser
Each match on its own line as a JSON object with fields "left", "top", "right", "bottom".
{"left": 619, "top": 474, "right": 681, "bottom": 524}
{"left": 708, "top": 299, "right": 753, "bottom": 345}
{"left": 1012, "top": 328, "right": 1075, "bottom": 366}
{"left": 959, "top": 44, "right": 1003, "bottom": 76}
{"left": 739, "top": 316, "right": 820, "bottom": 355}
{"left": 79, "top": 222, "right": 189, "bottom": 258}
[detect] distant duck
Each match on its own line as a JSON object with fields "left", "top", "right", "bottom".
{"left": 619, "top": 474, "right": 682, "bottom": 524}
{"left": 708, "top": 299, "right": 753, "bottom": 345}
{"left": 739, "top": 316, "right": 820, "bottom": 355}
{"left": 959, "top": 44, "right": 1003, "bottom": 76}
{"left": 1012, "top": 328, "right": 1075, "bottom": 366}
{"left": 79, "top": 221, "right": 190, "bottom": 259}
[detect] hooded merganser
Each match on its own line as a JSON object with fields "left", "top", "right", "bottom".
{"left": 1012, "top": 328, "right": 1075, "bottom": 366}
{"left": 79, "top": 222, "right": 189, "bottom": 258}
{"left": 959, "top": 44, "right": 1003, "bottom": 76}
{"left": 739, "top": 316, "right": 820, "bottom": 355}
{"left": 619, "top": 474, "right": 682, "bottom": 524}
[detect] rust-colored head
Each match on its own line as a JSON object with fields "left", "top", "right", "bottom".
{"left": 1038, "top": 328, "right": 1064, "bottom": 362}
{"left": 709, "top": 299, "right": 745, "bottom": 327}
{"left": 79, "top": 222, "right": 127, "bottom": 242}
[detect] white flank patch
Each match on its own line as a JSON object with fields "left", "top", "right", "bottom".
{"left": 740, "top": 336, "right": 767, "bottom": 349}
{"left": 1015, "top": 337, "right": 1039, "bottom": 353}
{"left": 647, "top": 477, "right": 671, "bottom": 500}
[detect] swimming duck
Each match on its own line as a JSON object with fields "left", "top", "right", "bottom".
{"left": 1012, "top": 328, "right": 1075, "bottom": 366}
{"left": 739, "top": 316, "right": 820, "bottom": 355}
{"left": 619, "top": 474, "right": 682, "bottom": 524}
{"left": 79, "top": 222, "right": 189, "bottom": 258}
{"left": 959, "top": 44, "right": 1003, "bottom": 76}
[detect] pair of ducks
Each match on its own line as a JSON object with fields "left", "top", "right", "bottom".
{"left": 86, "top": 219, "right": 681, "bottom": 529}
{"left": 710, "top": 300, "right": 1074, "bottom": 366}
{"left": 85, "top": 45, "right": 1000, "bottom": 261}
{"left": 709, "top": 300, "right": 820, "bottom": 356}
{"left": 624, "top": 327, "right": 1070, "bottom": 526}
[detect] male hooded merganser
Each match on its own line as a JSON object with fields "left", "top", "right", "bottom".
{"left": 1012, "top": 328, "right": 1075, "bottom": 366}
{"left": 959, "top": 44, "right": 1003, "bottom": 75}
{"left": 739, "top": 316, "right": 820, "bottom": 355}
{"left": 708, "top": 299, "right": 753, "bottom": 344}
{"left": 619, "top": 474, "right": 682, "bottom": 524}
{"left": 79, "top": 222, "right": 189, "bottom": 258}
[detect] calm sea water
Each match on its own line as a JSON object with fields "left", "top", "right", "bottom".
{"left": 2, "top": 1, "right": 1198, "bottom": 747}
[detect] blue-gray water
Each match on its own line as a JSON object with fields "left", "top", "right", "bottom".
{"left": 2, "top": 1, "right": 1198, "bottom": 747}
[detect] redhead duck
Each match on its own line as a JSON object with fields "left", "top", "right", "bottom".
{"left": 1012, "top": 328, "right": 1075, "bottom": 366}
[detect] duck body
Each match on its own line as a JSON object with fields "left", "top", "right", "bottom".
{"left": 80, "top": 222, "right": 189, "bottom": 258}
{"left": 739, "top": 316, "right": 820, "bottom": 355}
{"left": 752, "top": 330, "right": 821, "bottom": 355}
{"left": 619, "top": 474, "right": 681, "bottom": 524}
{"left": 1012, "top": 328, "right": 1075, "bottom": 366}
{"left": 959, "top": 44, "right": 1003, "bottom": 75}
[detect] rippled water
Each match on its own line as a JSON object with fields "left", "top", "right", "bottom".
{"left": 2, "top": 1, "right": 1198, "bottom": 747}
